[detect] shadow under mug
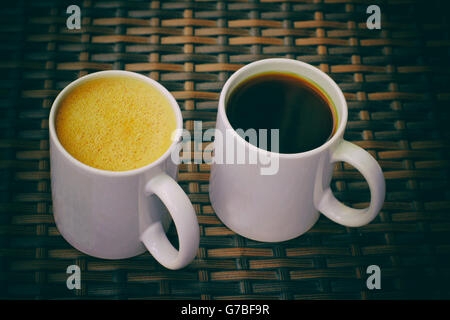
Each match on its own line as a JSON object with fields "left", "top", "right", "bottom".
{"left": 49, "top": 70, "right": 199, "bottom": 270}
{"left": 209, "top": 58, "right": 386, "bottom": 242}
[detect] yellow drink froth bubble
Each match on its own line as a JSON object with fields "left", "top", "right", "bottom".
{"left": 55, "top": 76, "right": 177, "bottom": 171}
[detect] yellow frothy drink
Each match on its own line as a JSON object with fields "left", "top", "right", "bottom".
{"left": 55, "top": 76, "right": 177, "bottom": 171}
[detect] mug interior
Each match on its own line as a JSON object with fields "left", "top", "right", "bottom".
{"left": 220, "top": 58, "right": 348, "bottom": 157}
{"left": 49, "top": 70, "right": 183, "bottom": 176}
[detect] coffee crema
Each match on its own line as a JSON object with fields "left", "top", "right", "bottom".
{"left": 55, "top": 76, "right": 176, "bottom": 171}
{"left": 226, "top": 72, "right": 337, "bottom": 154}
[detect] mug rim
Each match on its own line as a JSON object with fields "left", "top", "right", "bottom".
{"left": 218, "top": 58, "right": 348, "bottom": 159}
{"left": 48, "top": 70, "right": 183, "bottom": 177}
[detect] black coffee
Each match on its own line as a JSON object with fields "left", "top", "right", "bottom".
{"left": 226, "top": 72, "right": 336, "bottom": 154}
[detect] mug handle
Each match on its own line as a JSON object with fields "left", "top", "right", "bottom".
{"left": 139, "top": 173, "right": 199, "bottom": 270}
{"left": 316, "top": 140, "right": 385, "bottom": 227}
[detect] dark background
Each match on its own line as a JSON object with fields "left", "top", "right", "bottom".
{"left": 0, "top": 0, "right": 449, "bottom": 299}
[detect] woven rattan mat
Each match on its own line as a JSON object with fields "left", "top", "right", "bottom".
{"left": 1, "top": 0, "right": 449, "bottom": 300}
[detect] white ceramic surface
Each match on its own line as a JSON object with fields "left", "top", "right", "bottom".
{"left": 209, "top": 59, "right": 385, "bottom": 242}
{"left": 49, "top": 70, "right": 199, "bottom": 270}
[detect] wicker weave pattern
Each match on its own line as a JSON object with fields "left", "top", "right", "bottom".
{"left": 0, "top": 0, "right": 449, "bottom": 299}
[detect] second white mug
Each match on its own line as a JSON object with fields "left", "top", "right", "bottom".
{"left": 209, "top": 58, "right": 386, "bottom": 242}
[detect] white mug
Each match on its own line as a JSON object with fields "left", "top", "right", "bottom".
{"left": 209, "top": 58, "right": 385, "bottom": 242}
{"left": 49, "top": 70, "right": 199, "bottom": 270}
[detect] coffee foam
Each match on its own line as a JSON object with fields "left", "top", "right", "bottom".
{"left": 56, "top": 76, "right": 176, "bottom": 171}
